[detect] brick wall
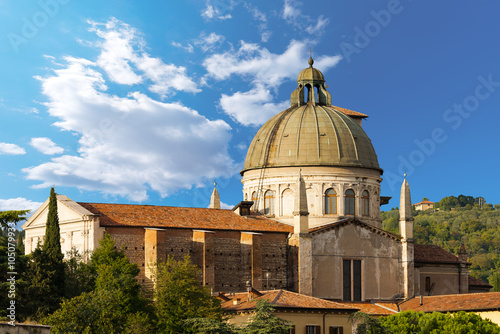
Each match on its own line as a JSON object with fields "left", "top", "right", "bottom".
{"left": 106, "top": 227, "right": 146, "bottom": 279}
{"left": 108, "top": 226, "right": 291, "bottom": 293}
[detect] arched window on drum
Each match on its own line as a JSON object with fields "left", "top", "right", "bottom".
{"left": 325, "top": 188, "right": 337, "bottom": 214}
{"left": 345, "top": 189, "right": 355, "bottom": 215}
{"left": 251, "top": 191, "right": 258, "bottom": 210}
{"left": 362, "top": 190, "right": 370, "bottom": 216}
{"left": 264, "top": 190, "right": 275, "bottom": 215}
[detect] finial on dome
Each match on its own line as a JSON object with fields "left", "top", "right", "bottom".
{"left": 308, "top": 57, "right": 314, "bottom": 67}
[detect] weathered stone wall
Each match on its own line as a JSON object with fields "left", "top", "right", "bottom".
{"left": 311, "top": 223, "right": 401, "bottom": 301}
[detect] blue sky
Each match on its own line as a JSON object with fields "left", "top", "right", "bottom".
{"left": 1, "top": 0, "right": 499, "bottom": 223}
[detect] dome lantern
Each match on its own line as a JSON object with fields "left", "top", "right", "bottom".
{"left": 290, "top": 57, "right": 332, "bottom": 107}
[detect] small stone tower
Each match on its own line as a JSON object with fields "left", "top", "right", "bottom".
{"left": 399, "top": 176, "right": 414, "bottom": 298}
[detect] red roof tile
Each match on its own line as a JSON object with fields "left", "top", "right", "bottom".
{"left": 414, "top": 245, "right": 461, "bottom": 264}
{"left": 414, "top": 201, "right": 434, "bottom": 205}
{"left": 78, "top": 202, "right": 294, "bottom": 233}
{"left": 399, "top": 292, "right": 500, "bottom": 313}
{"left": 469, "top": 276, "right": 493, "bottom": 288}
{"left": 333, "top": 106, "right": 368, "bottom": 118}
{"left": 222, "top": 290, "right": 358, "bottom": 312}
{"left": 338, "top": 301, "right": 399, "bottom": 315}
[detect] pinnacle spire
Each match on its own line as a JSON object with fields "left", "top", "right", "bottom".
{"left": 209, "top": 182, "right": 220, "bottom": 209}
{"left": 293, "top": 170, "right": 309, "bottom": 234}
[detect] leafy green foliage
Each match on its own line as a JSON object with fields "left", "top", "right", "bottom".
{"left": 154, "top": 255, "right": 225, "bottom": 333}
{"left": 382, "top": 199, "right": 500, "bottom": 285}
{"left": 63, "top": 248, "right": 94, "bottom": 299}
{"left": 46, "top": 233, "right": 152, "bottom": 333}
{"left": 23, "top": 246, "right": 61, "bottom": 320}
{"left": 239, "top": 299, "right": 292, "bottom": 334}
{"left": 0, "top": 210, "right": 29, "bottom": 229}
{"left": 349, "top": 312, "right": 386, "bottom": 334}
{"left": 184, "top": 317, "right": 237, "bottom": 334}
{"left": 379, "top": 310, "right": 500, "bottom": 333}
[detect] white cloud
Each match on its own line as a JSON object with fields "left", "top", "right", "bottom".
{"left": 30, "top": 137, "right": 64, "bottom": 155}
{"left": 306, "top": 15, "right": 330, "bottom": 34}
{"left": 194, "top": 32, "right": 225, "bottom": 53}
{"left": 0, "top": 197, "right": 42, "bottom": 212}
{"left": 0, "top": 143, "right": 26, "bottom": 155}
{"left": 282, "top": 0, "right": 330, "bottom": 35}
{"left": 24, "top": 22, "right": 236, "bottom": 202}
{"left": 171, "top": 41, "right": 194, "bottom": 53}
{"left": 201, "top": 1, "right": 233, "bottom": 21}
{"left": 283, "top": 0, "right": 301, "bottom": 21}
{"left": 204, "top": 40, "right": 342, "bottom": 126}
{"left": 220, "top": 84, "right": 289, "bottom": 126}
{"left": 88, "top": 18, "right": 200, "bottom": 97}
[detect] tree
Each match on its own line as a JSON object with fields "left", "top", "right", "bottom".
{"left": 489, "top": 272, "right": 500, "bottom": 292}
{"left": 46, "top": 233, "right": 152, "bottom": 333}
{"left": 379, "top": 310, "right": 500, "bottom": 333}
{"left": 23, "top": 245, "right": 59, "bottom": 320}
{"left": 154, "top": 255, "right": 225, "bottom": 333}
{"left": 63, "top": 248, "right": 94, "bottom": 299}
{"left": 349, "top": 312, "right": 386, "bottom": 334}
{"left": 422, "top": 197, "right": 429, "bottom": 202}
{"left": 29, "top": 187, "right": 65, "bottom": 317}
{"left": 0, "top": 210, "right": 29, "bottom": 229}
{"left": 239, "top": 300, "right": 292, "bottom": 334}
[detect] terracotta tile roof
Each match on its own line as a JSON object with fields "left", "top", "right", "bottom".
{"left": 309, "top": 217, "right": 401, "bottom": 241}
{"left": 469, "top": 276, "right": 493, "bottom": 288}
{"left": 222, "top": 290, "right": 358, "bottom": 312}
{"left": 338, "top": 301, "right": 399, "bottom": 315}
{"left": 414, "top": 201, "right": 434, "bottom": 205}
{"left": 77, "top": 202, "right": 294, "bottom": 233}
{"left": 399, "top": 292, "right": 500, "bottom": 313}
{"left": 333, "top": 106, "right": 368, "bottom": 118}
{"left": 414, "top": 245, "right": 461, "bottom": 264}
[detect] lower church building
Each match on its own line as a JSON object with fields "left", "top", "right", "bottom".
{"left": 23, "top": 59, "right": 490, "bottom": 305}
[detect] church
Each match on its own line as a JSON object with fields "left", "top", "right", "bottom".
{"left": 22, "top": 58, "right": 490, "bottom": 302}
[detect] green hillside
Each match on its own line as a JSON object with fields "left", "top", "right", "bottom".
{"left": 381, "top": 198, "right": 500, "bottom": 290}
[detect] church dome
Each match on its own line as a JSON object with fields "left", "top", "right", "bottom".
{"left": 242, "top": 59, "right": 381, "bottom": 173}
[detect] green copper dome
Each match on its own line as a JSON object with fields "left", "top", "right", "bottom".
{"left": 242, "top": 60, "right": 381, "bottom": 174}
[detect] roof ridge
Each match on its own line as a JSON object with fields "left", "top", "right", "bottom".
{"left": 271, "top": 289, "right": 284, "bottom": 305}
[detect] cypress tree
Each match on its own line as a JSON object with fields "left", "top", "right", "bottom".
{"left": 44, "top": 187, "right": 62, "bottom": 259}
{"left": 38, "top": 187, "right": 65, "bottom": 316}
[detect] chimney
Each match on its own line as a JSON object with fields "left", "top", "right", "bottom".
{"left": 420, "top": 295, "right": 423, "bottom": 306}
{"left": 458, "top": 242, "right": 468, "bottom": 262}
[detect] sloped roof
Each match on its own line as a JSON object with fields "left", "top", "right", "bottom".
{"left": 414, "top": 201, "right": 434, "bottom": 205}
{"left": 333, "top": 105, "right": 368, "bottom": 118}
{"left": 309, "top": 217, "right": 401, "bottom": 241}
{"left": 221, "top": 289, "right": 357, "bottom": 312}
{"left": 414, "top": 245, "right": 462, "bottom": 264}
{"left": 399, "top": 292, "right": 500, "bottom": 313}
{"left": 469, "top": 276, "right": 493, "bottom": 288}
{"left": 78, "top": 202, "right": 294, "bottom": 233}
{"left": 339, "top": 301, "right": 399, "bottom": 316}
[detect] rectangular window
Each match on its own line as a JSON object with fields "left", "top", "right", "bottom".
{"left": 343, "top": 259, "right": 362, "bottom": 301}
{"left": 306, "top": 325, "right": 320, "bottom": 334}
{"left": 330, "top": 327, "right": 344, "bottom": 334}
